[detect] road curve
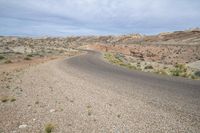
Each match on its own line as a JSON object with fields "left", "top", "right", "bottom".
{"left": 66, "top": 50, "right": 200, "bottom": 92}
{"left": 2, "top": 50, "right": 200, "bottom": 133}
{"left": 64, "top": 50, "right": 200, "bottom": 132}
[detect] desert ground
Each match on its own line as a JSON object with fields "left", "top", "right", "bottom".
{"left": 0, "top": 29, "right": 200, "bottom": 132}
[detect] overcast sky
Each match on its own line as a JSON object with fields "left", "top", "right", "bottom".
{"left": 0, "top": 0, "right": 199, "bottom": 36}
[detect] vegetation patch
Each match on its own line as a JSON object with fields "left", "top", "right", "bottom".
{"left": 88, "top": 110, "right": 92, "bottom": 116}
{"left": 24, "top": 56, "right": 32, "bottom": 60}
{"left": 155, "top": 69, "right": 169, "bottom": 75}
{"left": 4, "top": 60, "right": 12, "bottom": 64}
{"left": 1, "top": 96, "right": 9, "bottom": 103}
{"left": 104, "top": 53, "right": 139, "bottom": 70}
{"left": 0, "top": 96, "right": 16, "bottom": 103}
{"left": 104, "top": 52, "right": 199, "bottom": 80}
{"left": 144, "top": 65, "right": 153, "bottom": 69}
{"left": 10, "top": 97, "right": 16, "bottom": 102}
{"left": 194, "top": 71, "right": 200, "bottom": 77}
{"left": 45, "top": 123, "right": 55, "bottom": 133}
{"left": 27, "top": 54, "right": 34, "bottom": 57}
{"left": 0, "top": 55, "right": 5, "bottom": 60}
{"left": 169, "top": 64, "right": 192, "bottom": 78}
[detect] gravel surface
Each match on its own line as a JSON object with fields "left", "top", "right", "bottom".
{"left": 0, "top": 51, "right": 200, "bottom": 133}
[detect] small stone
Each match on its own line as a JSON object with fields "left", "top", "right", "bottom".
{"left": 50, "top": 109, "right": 56, "bottom": 113}
{"left": 19, "top": 124, "right": 27, "bottom": 129}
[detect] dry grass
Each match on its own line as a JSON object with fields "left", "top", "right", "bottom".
{"left": 45, "top": 123, "right": 55, "bottom": 133}
{"left": 4, "top": 60, "right": 12, "bottom": 64}
{"left": 24, "top": 56, "right": 32, "bottom": 60}
{"left": 1, "top": 96, "right": 9, "bottom": 103}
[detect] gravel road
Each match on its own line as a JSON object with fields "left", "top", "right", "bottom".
{"left": 1, "top": 50, "right": 200, "bottom": 133}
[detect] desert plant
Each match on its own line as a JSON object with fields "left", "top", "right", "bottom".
{"left": 117, "top": 114, "right": 121, "bottom": 118}
{"left": 144, "top": 65, "right": 153, "bottom": 69}
{"left": 170, "top": 64, "right": 189, "bottom": 77}
{"left": 0, "top": 55, "right": 5, "bottom": 60}
{"left": 10, "top": 98, "right": 16, "bottom": 102}
{"left": 191, "top": 75, "right": 197, "bottom": 79}
{"left": 194, "top": 71, "right": 200, "bottom": 77}
{"left": 45, "top": 123, "right": 55, "bottom": 133}
{"left": 1, "top": 96, "right": 9, "bottom": 103}
{"left": 156, "top": 69, "right": 168, "bottom": 75}
{"left": 15, "top": 52, "right": 22, "bottom": 54}
{"left": 125, "top": 63, "right": 137, "bottom": 70}
{"left": 4, "top": 60, "right": 12, "bottom": 64}
{"left": 27, "top": 54, "right": 34, "bottom": 57}
{"left": 170, "top": 68, "right": 182, "bottom": 76}
{"left": 24, "top": 56, "right": 31, "bottom": 60}
{"left": 88, "top": 110, "right": 92, "bottom": 116}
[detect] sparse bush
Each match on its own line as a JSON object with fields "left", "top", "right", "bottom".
{"left": 39, "top": 54, "right": 44, "bottom": 57}
{"left": 190, "top": 75, "right": 196, "bottom": 79}
{"left": 144, "top": 65, "right": 153, "bottom": 69}
{"left": 10, "top": 98, "right": 16, "bottom": 102}
{"left": 156, "top": 69, "right": 168, "bottom": 75}
{"left": 27, "top": 54, "right": 33, "bottom": 57}
{"left": 45, "top": 123, "right": 55, "bottom": 133}
{"left": 15, "top": 52, "right": 22, "bottom": 54}
{"left": 0, "top": 55, "right": 5, "bottom": 60}
{"left": 24, "top": 56, "right": 31, "bottom": 60}
{"left": 1, "top": 96, "right": 9, "bottom": 103}
{"left": 88, "top": 111, "right": 92, "bottom": 116}
{"left": 170, "top": 64, "right": 189, "bottom": 77}
{"left": 105, "top": 53, "right": 123, "bottom": 65}
{"left": 115, "top": 53, "right": 125, "bottom": 60}
{"left": 87, "top": 105, "right": 92, "bottom": 109}
{"left": 105, "top": 53, "right": 139, "bottom": 70}
{"left": 127, "top": 63, "right": 137, "bottom": 70}
{"left": 4, "top": 60, "right": 12, "bottom": 64}
{"left": 194, "top": 71, "right": 200, "bottom": 77}
{"left": 117, "top": 114, "right": 121, "bottom": 118}
{"left": 170, "top": 69, "right": 181, "bottom": 76}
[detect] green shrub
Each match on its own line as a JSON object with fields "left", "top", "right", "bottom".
{"left": 194, "top": 71, "right": 200, "bottom": 77}
{"left": 170, "top": 64, "right": 188, "bottom": 77}
{"left": 15, "top": 52, "right": 22, "bottom": 54}
{"left": 10, "top": 98, "right": 16, "bottom": 102}
{"left": 45, "top": 123, "right": 54, "bottom": 133}
{"left": 144, "top": 65, "right": 153, "bottom": 69}
{"left": 1, "top": 96, "right": 9, "bottom": 103}
{"left": 4, "top": 60, "right": 12, "bottom": 64}
{"left": 24, "top": 56, "right": 31, "bottom": 60}
{"left": 27, "top": 54, "right": 33, "bottom": 57}
{"left": 156, "top": 69, "right": 168, "bottom": 75}
{"left": 170, "top": 69, "right": 181, "bottom": 76}
{"left": 0, "top": 55, "right": 5, "bottom": 60}
{"left": 127, "top": 63, "right": 137, "bottom": 70}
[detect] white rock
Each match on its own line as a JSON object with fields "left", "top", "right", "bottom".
{"left": 50, "top": 109, "right": 56, "bottom": 113}
{"left": 19, "top": 124, "right": 27, "bottom": 129}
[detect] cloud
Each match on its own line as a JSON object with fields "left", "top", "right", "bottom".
{"left": 0, "top": 0, "right": 200, "bottom": 36}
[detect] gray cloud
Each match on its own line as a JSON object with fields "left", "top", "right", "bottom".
{"left": 0, "top": 0, "right": 200, "bottom": 36}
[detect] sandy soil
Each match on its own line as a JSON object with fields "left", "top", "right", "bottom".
{"left": 1, "top": 56, "right": 132, "bottom": 133}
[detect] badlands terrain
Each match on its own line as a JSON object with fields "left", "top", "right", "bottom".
{"left": 0, "top": 29, "right": 200, "bottom": 132}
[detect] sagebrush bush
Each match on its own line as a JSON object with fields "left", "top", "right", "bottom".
{"left": 45, "top": 123, "right": 54, "bottom": 133}
{"left": 0, "top": 55, "right": 5, "bottom": 60}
